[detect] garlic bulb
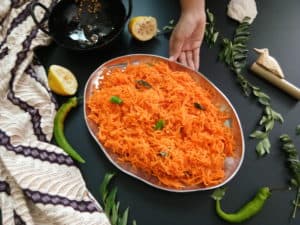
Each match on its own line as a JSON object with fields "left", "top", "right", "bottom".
{"left": 227, "top": 0, "right": 258, "bottom": 24}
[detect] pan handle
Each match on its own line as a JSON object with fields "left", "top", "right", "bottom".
{"left": 30, "top": 2, "right": 51, "bottom": 35}
{"left": 124, "top": 0, "right": 133, "bottom": 22}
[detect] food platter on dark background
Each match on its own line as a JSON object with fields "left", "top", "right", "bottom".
{"left": 7, "top": 0, "right": 298, "bottom": 224}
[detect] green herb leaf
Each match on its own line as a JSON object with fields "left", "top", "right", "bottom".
{"left": 110, "top": 96, "right": 123, "bottom": 104}
{"left": 210, "top": 10, "right": 283, "bottom": 157}
{"left": 249, "top": 130, "right": 268, "bottom": 139}
{"left": 212, "top": 32, "right": 219, "bottom": 43}
{"left": 100, "top": 173, "right": 137, "bottom": 225}
{"left": 206, "top": 9, "right": 214, "bottom": 23}
{"left": 296, "top": 125, "right": 300, "bottom": 135}
{"left": 259, "top": 116, "right": 269, "bottom": 126}
{"left": 291, "top": 178, "right": 299, "bottom": 188}
{"left": 271, "top": 109, "right": 284, "bottom": 123}
{"left": 100, "top": 173, "right": 115, "bottom": 202}
{"left": 265, "top": 120, "right": 275, "bottom": 132}
{"left": 118, "top": 207, "right": 129, "bottom": 225}
{"left": 111, "top": 201, "right": 120, "bottom": 225}
{"left": 256, "top": 137, "right": 271, "bottom": 156}
{"left": 205, "top": 9, "right": 219, "bottom": 47}
{"left": 194, "top": 102, "right": 205, "bottom": 110}
{"left": 211, "top": 187, "right": 227, "bottom": 201}
{"left": 105, "top": 187, "right": 118, "bottom": 216}
{"left": 280, "top": 135, "right": 300, "bottom": 219}
{"left": 154, "top": 119, "right": 165, "bottom": 130}
{"left": 280, "top": 134, "right": 290, "bottom": 142}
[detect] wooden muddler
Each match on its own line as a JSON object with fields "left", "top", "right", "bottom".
{"left": 251, "top": 62, "right": 300, "bottom": 100}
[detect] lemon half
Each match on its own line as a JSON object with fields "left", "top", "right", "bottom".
{"left": 48, "top": 65, "right": 78, "bottom": 96}
{"left": 128, "top": 16, "right": 158, "bottom": 41}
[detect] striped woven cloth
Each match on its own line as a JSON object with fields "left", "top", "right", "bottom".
{"left": 0, "top": 0, "right": 110, "bottom": 224}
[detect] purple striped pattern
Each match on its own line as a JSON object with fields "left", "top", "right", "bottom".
{"left": 0, "top": 130, "right": 75, "bottom": 166}
{"left": 8, "top": 28, "right": 49, "bottom": 142}
{"left": 24, "top": 189, "right": 100, "bottom": 213}
{"left": 25, "top": 64, "right": 58, "bottom": 109}
{"left": 13, "top": 210, "right": 26, "bottom": 225}
{"left": 0, "top": 180, "right": 11, "bottom": 195}
{"left": 0, "top": 47, "right": 9, "bottom": 60}
{"left": 0, "top": 1, "right": 32, "bottom": 49}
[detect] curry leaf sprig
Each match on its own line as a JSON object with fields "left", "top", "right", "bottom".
{"left": 218, "top": 17, "right": 283, "bottom": 156}
{"left": 279, "top": 134, "right": 300, "bottom": 219}
{"left": 204, "top": 9, "right": 219, "bottom": 47}
{"left": 100, "top": 173, "right": 137, "bottom": 225}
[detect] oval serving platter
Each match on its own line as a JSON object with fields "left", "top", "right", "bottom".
{"left": 84, "top": 54, "right": 245, "bottom": 192}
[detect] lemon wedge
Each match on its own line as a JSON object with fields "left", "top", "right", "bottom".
{"left": 128, "top": 16, "right": 158, "bottom": 41}
{"left": 48, "top": 65, "right": 78, "bottom": 96}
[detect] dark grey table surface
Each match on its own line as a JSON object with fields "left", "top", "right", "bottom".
{"left": 30, "top": 0, "right": 300, "bottom": 225}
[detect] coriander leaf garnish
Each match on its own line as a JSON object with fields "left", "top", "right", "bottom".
{"left": 100, "top": 173, "right": 137, "bottom": 225}
{"left": 154, "top": 119, "right": 165, "bottom": 130}
{"left": 110, "top": 96, "right": 123, "bottom": 104}
{"left": 279, "top": 134, "right": 300, "bottom": 219}
{"left": 194, "top": 102, "right": 205, "bottom": 110}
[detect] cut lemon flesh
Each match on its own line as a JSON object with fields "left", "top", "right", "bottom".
{"left": 48, "top": 65, "right": 78, "bottom": 96}
{"left": 128, "top": 16, "right": 158, "bottom": 41}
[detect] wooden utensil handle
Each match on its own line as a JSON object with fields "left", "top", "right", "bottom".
{"left": 251, "top": 62, "right": 300, "bottom": 100}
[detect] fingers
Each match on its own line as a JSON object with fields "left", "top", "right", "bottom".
{"left": 178, "top": 52, "right": 187, "bottom": 66}
{"left": 193, "top": 48, "right": 200, "bottom": 71}
{"left": 186, "top": 51, "right": 195, "bottom": 70}
{"left": 177, "top": 49, "right": 200, "bottom": 71}
{"left": 169, "top": 34, "right": 184, "bottom": 62}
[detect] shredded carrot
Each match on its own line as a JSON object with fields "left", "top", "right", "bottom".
{"left": 87, "top": 61, "right": 236, "bottom": 189}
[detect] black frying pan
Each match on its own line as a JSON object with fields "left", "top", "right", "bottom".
{"left": 31, "top": 0, "right": 132, "bottom": 51}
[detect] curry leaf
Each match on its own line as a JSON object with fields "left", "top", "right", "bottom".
{"left": 100, "top": 173, "right": 115, "bottom": 202}
{"left": 256, "top": 137, "right": 271, "bottom": 156}
{"left": 250, "top": 130, "right": 267, "bottom": 139}
{"left": 279, "top": 135, "right": 300, "bottom": 218}
{"left": 217, "top": 15, "right": 283, "bottom": 156}
{"left": 194, "top": 102, "right": 205, "bottom": 110}
{"left": 100, "top": 173, "right": 137, "bottom": 225}
{"left": 205, "top": 9, "right": 219, "bottom": 47}
{"left": 297, "top": 125, "right": 300, "bottom": 135}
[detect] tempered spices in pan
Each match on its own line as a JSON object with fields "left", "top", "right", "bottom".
{"left": 75, "top": 0, "right": 102, "bottom": 16}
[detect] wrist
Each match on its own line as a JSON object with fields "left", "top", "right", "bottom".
{"left": 180, "top": 0, "right": 206, "bottom": 22}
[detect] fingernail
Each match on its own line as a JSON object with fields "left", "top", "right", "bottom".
{"left": 169, "top": 56, "right": 175, "bottom": 61}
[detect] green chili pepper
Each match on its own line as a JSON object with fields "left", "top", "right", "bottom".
{"left": 212, "top": 187, "right": 271, "bottom": 223}
{"left": 154, "top": 119, "right": 165, "bottom": 130}
{"left": 110, "top": 96, "right": 123, "bottom": 104}
{"left": 54, "top": 96, "right": 85, "bottom": 163}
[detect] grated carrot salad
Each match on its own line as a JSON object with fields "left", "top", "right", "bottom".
{"left": 87, "top": 61, "right": 236, "bottom": 189}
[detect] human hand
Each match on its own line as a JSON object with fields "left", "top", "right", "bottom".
{"left": 169, "top": 8, "right": 206, "bottom": 70}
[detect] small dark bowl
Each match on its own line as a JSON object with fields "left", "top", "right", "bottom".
{"left": 31, "top": 0, "right": 132, "bottom": 51}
